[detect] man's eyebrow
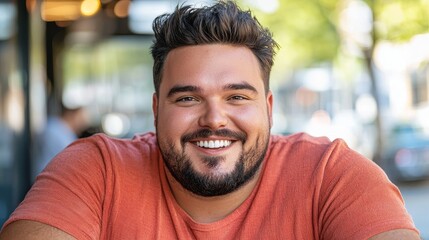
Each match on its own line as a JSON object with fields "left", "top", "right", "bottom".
{"left": 167, "top": 85, "right": 201, "bottom": 97}
{"left": 224, "top": 82, "right": 257, "bottom": 93}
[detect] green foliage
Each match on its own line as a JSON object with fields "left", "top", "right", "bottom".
{"left": 240, "top": 0, "right": 341, "bottom": 72}
{"left": 63, "top": 37, "right": 153, "bottom": 84}
{"left": 374, "top": 0, "right": 429, "bottom": 41}
{"left": 239, "top": 0, "right": 429, "bottom": 77}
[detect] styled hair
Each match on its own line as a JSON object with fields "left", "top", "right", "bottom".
{"left": 150, "top": 1, "right": 278, "bottom": 95}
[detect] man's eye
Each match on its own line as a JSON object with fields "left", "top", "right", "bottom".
{"left": 230, "top": 95, "right": 247, "bottom": 101}
{"left": 176, "top": 96, "right": 197, "bottom": 102}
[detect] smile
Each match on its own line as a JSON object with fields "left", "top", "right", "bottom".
{"left": 195, "top": 140, "right": 232, "bottom": 149}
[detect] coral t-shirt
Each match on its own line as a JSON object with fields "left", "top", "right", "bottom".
{"left": 3, "top": 132, "right": 418, "bottom": 239}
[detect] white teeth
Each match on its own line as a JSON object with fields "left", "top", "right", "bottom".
{"left": 196, "top": 140, "right": 232, "bottom": 148}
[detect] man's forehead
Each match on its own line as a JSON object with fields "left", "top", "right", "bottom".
{"left": 159, "top": 44, "right": 264, "bottom": 93}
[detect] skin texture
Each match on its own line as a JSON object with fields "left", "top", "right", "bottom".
{"left": 0, "top": 44, "right": 420, "bottom": 239}
{"left": 0, "top": 221, "right": 420, "bottom": 239}
{"left": 154, "top": 44, "right": 272, "bottom": 198}
{"left": 0, "top": 220, "right": 75, "bottom": 239}
{"left": 153, "top": 44, "right": 273, "bottom": 222}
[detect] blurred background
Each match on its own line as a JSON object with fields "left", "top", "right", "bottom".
{"left": 0, "top": 0, "right": 428, "bottom": 235}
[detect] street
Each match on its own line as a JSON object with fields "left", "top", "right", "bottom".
{"left": 398, "top": 179, "right": 429, "bottom": 238}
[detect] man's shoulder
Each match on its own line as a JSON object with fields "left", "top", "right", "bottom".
{"left": 268, "top": 132, "right": 354, "bottom": 163}
{"left": 270, "top": 132, "right": 333, "bottom": 147}
{"left": 78, "top": 132, "right": 158, "bottom": 150}
{"left": 59, "top": 132, "right": 160, "bottom": 167}
{"left": 131, "top": 132, "right": 157, "bottom": 145}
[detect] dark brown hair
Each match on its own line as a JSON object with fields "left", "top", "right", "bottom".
{"left": 151, "top": 1, "right": 278, "bottom": 95}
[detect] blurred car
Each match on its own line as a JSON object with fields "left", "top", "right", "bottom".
{"left": 381, "top": 124, "right": 429, "bottom": 182}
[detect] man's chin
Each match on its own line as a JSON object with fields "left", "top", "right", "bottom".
{"left": 187, "top": 148, "right": 243, "bottom": 169}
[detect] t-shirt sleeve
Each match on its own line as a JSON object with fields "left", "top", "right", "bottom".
{"left": 317, "top": 139, "right": 419, "bottom": 239}
{"left": 2, "top": 135, "right": 108, "bottom": 239}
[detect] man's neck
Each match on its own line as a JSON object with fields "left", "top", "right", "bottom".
{"left": 165, "top": 168, "right": 261, "bottom": 224}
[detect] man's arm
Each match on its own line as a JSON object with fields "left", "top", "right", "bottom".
{"left": 369, "top": 229, "right": 420, "bottom": 240}
{"left": 0, "top": 220, "right": 75, "bottom": 240}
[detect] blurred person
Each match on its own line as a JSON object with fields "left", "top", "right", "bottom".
{"left": 32, "top": 104, "right": 89, "bottom": 179}
{"left": 0, "top": 1, "right": 420, "bottom": 239}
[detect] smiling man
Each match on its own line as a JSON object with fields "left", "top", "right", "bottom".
{"left": 156, "top": 44, "right": 271, "bottom": 198}
{"left": 0, "top": 1, "right": 420, "bottom": 239}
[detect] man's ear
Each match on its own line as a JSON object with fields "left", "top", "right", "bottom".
{"left": 267, "top": 91, "right": 274, "bottom": 128}
{"left": 152, "top": 93, "right": 158, "bottom": 127}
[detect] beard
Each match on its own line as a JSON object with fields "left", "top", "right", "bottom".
{"left": 157, "top": 128, "right": 270, "bottom": 197}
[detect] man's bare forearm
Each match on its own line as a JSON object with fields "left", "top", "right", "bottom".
{"left": 0, "top": 220, "right": 75, "bottom": 240}
{"left": 369, "top": 229, "right": 420, "bottom": 240}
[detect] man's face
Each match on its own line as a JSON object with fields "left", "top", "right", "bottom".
{"left": 153, "top": 44, "right": 273, "bottom": 197}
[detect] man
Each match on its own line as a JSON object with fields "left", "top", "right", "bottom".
{"left": 0, "top": 1, "right": 420, "bottom": 239}
{"left": 33, "top": 105, "right": 89, "bottom": 180}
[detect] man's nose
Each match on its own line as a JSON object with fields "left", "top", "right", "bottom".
{"left": 198, "top": 102, "right": 228, "bottom": 129}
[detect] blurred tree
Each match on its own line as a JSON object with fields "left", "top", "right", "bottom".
{"left": 239, "top": 0, "right": 429, "bottom": 164}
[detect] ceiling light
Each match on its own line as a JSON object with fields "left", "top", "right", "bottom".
{"left": 41, "top": 1, "right": 82, "bottom": 22}
{"left": 114, "top": 0, "right": 130, "bottom": 18}
{"left": 81, "top": 0, "right": 101, "bottom": 17}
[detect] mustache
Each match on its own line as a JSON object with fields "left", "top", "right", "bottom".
{"left": 181, "top": 129, "right": 247, "bottom": 144}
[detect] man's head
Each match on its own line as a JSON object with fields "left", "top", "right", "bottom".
{"left": 151, "top": 1, "right": 278, "bottom": 96}
{"left": 151, "top": 1, "right": 277, "bottom": 197}
{"left": 60, "top": 105, "right": 90, "bottom": 136}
